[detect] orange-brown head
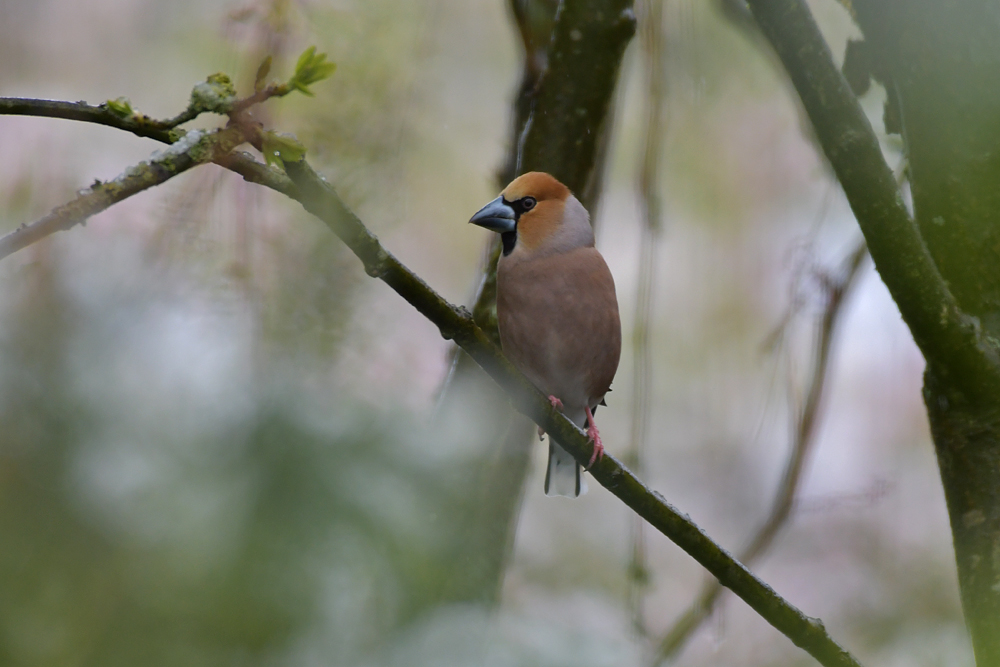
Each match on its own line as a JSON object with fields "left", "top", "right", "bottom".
{"left": 469, "top": 172, "right": 592, "bottom": 258}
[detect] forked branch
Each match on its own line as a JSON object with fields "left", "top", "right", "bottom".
{"left": 745, "top": 0, "right": 1000, "bottom": 399}
{"left": 0, "top": 126, "right": 246, "bottom": 260}
{"left": 0, "top": 95, "right": 863, "bottom": 667}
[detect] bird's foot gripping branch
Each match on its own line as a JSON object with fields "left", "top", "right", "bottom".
{"left": 0, "top": 47, "right": 862, "bottom": 667}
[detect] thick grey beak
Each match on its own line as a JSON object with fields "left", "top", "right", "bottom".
{"left": 469, "top": 196, "right": 516, "bottom": 233}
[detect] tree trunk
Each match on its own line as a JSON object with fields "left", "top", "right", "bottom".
{"left": 849, "top": 1, "right": 1000, "bottom": 663}
{"left": 925, "top": 371, "right": 1000, "bottom": 664}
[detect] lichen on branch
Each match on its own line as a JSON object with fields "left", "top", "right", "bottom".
{"left": 0, "top": 125, "right": 246, "bottom": 260}
{"left": 0, "top": 45, "right": 337, "bottom": 259}
{"left": 1, "top": 61, "right": 863, "bottom": 664}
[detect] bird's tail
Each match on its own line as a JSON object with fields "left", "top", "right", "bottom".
{"left": 544, "top": 441, "right": 586, "bottom": 497}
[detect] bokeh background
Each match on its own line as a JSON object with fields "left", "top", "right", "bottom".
{"left": 0, "top": 0, "right": 970, "bottom": 665}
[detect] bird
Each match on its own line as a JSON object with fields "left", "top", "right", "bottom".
{"left": 469, "top": 172, "right": 621, "bottom": 497}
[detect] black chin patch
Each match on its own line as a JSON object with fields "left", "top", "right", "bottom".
{"left": 501, "top": 231, "right": 517, "bottom": 256}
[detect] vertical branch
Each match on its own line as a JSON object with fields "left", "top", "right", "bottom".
{"left": 496, "top": 0, "right": 560, "bottom": 189}
{"left": 744, "top": 0, "right": 1000, "bottom": 398}
{"left": 747, "top": 2, "right": 1000, "bottom": 657}
{"left": 518, "top": 0, "right": 636, "bottom": 209}
{"left": 431, "top": 0, "right": 638, "bottom": 607}
{"left": 430, "top": 0, "right": 561, "bottom": 608}
{"left": 651, "top": 241, "right": 869, "bottom": 665}
{"left": 462, "top": 0, "right": 562, "bottom": 345}
{"left": 626, "top": 0, "right": 667, "bottom": 638}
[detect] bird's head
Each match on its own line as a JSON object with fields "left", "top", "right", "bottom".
{"left": 469, "top": 172, "right": 593, "bottom": 258}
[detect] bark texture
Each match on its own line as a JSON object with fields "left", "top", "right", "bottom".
{"left": 847, "top": 3, "right": 1000, "bottom": 663}
{"left": 743, "top": 0, "right": 1000, "bottom": 662}
{"left": 926, "top": 375, "right": 1000, "bottom": 664}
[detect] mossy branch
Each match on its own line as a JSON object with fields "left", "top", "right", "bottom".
{"left": 0, "top": 94, "right": 863, "bottom": 667}
{"left": 283, "top": 158, "right": 864, "bottom": 667}
{"left": 0, "top": 48, "right": 336, "bottom": 258}
{"left": 0, "top": 97, "right": 177, "bottom": 143}
{"left": 744, "top": 0, "right": 1000, "bottom": 401}
{"left": 0, "top": 126, "right": 246, "bottom": 260}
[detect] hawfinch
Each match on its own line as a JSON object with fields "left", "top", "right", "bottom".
{"left": 469, "top": 172, "right": 621, "bottom": 497}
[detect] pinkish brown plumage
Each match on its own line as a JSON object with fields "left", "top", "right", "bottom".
{"left": 470, "top": 172, "right": 621, "bottom": 497}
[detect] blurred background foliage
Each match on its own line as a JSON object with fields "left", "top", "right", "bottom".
{"left": 0, "top": 0, "right": 972, "bottom": 665}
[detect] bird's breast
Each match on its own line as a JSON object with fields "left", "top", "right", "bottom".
{"left": 496, "top": 246, "right": 621, "bottom": 416}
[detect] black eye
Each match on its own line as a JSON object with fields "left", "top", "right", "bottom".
{"left": 521, "top": 196, "right": 536, "bottom": 211}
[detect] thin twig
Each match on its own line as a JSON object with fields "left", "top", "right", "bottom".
{"left": 745, "top": 0, "right": 1000, "bottom": 399}
{"left": 626, "top": 0, "right": 667, "bottom": 639}
{"left": 1, "top": 96, "right": 865, "bottom": 667}
{"left": 0, "top": 97, "right": 176, "bottom": 143}
{"left": 651, "top": 241, "right": 868, "bottom": 665}
{"left": 229, "top": 82, "right": 292, "bottom": 116}
{"left": 0, "top": 98, "right": 296, "bottom": 203}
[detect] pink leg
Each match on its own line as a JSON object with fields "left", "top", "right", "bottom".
{"left": 539, "top": 395, "right": 564, "bottom": 440}
{"left": 585, "top": 405, "right": 604, "bottom": 468}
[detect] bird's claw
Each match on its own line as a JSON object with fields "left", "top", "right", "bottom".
{"left": 583, "top": 404, "right": 604, "bottom": 469}
{"left": 585, "top": 425, "right": 604, "bottom": 469}
{"left": 538, "top": 395, "right": 563, "bottom": 441}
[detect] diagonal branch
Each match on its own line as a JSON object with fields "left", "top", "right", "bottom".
{"left": 743, "top": 0, "right": 1000, "bottom": 399}
{"left": 281, "top": 159, "right": 864, "bottom": 667}
{"left": 651, "top": 241, "right": 868, "bottom": 665}
{"left": 0, "top": 126, "right": 247, "bottom": 260}
{"left": 0, "top": 98, "right": 297, "bottom": 202}
{"left": 0, "top": 96, "right": 863, "bottom": 667}
{"left": 0, "top": 96, "right": 300, "bottom": 261}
